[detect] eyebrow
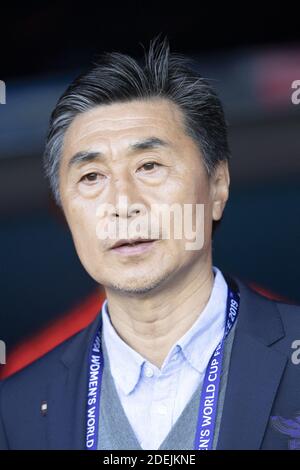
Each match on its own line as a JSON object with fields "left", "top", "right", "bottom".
{"left": 67, "top": 137, "right": 170, "bottom": 170}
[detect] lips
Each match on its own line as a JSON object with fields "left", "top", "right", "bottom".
{"left": 109, "top": 238, "right": 159, "bottom": 256}
{"left": 111, "top": 238, "right": 157, "bottom": 249}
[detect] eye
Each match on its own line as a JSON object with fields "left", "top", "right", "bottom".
{"left": 79, "top": 172, "right": 101, "bottom": 183}
{"left": 138, "top": 161, "right": 161, "bottom": 172}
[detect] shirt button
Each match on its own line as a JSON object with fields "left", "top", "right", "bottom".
{"left": 144, "top": 366, "right": 154, "bottom": 378}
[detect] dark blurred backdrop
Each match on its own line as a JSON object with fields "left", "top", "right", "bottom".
{"left": 1, "top": 2, "right": 300, "bottom": 351}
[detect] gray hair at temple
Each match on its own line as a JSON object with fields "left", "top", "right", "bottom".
{"left": 43, "top": 35, "right": 231, "bottom": 212}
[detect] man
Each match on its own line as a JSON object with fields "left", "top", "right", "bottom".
{"left": 1, "top": 36, "right": 300, "bottom": 450}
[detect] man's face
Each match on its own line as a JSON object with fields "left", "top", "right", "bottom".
{"left": 59, "top": 98, "right": 229, "bottom": 295}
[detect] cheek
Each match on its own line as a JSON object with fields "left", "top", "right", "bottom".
{"left": 65, "top": 203, "right": 99, "bottom": 250}
{"left": 176, "top": 170, "right": 210, "bottom": 205}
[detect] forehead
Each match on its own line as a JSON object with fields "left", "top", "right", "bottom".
{"left": 62, "top": 98, "right": 188, "bottom": 157}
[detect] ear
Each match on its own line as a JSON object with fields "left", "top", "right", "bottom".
{"left": 211, "top": 160, "right": 230, "bottom": 221}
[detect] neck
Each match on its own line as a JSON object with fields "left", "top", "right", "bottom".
{"left": 105, "top": 259, "right": 215, "bottom": 369}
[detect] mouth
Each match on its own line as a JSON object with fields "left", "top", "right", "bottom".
{"left": 110, "top": 238, "right": 159, "bottom": 255}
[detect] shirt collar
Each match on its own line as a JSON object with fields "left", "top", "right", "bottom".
{"left": 174, "top": 266, "right": 228, "bottom": 374}
{"left": 101, "top": 265, "right": 228, "bottom": 395}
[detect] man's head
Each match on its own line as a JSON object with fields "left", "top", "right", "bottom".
{"left": 43, "top": 36, "right": 230, "bottom": 296}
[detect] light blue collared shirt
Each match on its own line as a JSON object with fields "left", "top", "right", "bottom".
{"left": 101, "top": 265, "right": 228, "bottom": 450}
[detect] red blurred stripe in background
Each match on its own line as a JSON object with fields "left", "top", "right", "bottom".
{"left": 0, "top": 289, "right": 105, "bottom": 380}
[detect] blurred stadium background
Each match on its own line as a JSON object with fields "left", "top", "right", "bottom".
{"left": 0, "top": 3, "right": 299, "bottom": 374}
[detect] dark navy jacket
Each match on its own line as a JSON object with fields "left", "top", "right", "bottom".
{"left": 1, "top": 275, "right": 300, "bottom": 450}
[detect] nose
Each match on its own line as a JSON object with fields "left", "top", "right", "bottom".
{"left": 110, "top": 175, "right": 146, "bottom": 219}
{"left": 114, "top": 195, "right": 142, "bottom": 218}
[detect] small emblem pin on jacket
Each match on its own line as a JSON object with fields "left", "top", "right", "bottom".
{"left": 41, "top": 401, "right": 48, "bottom": 416}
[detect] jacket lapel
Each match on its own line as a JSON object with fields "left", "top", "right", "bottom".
{"left": 47, "top": 312, "right": 102, "bottom": 449}
{"left": 217, "top": 277, "right": 288, "bottom": 449}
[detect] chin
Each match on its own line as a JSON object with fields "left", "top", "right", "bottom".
{"left": 105, "top": 269, "right": 173, "bottom": 296}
